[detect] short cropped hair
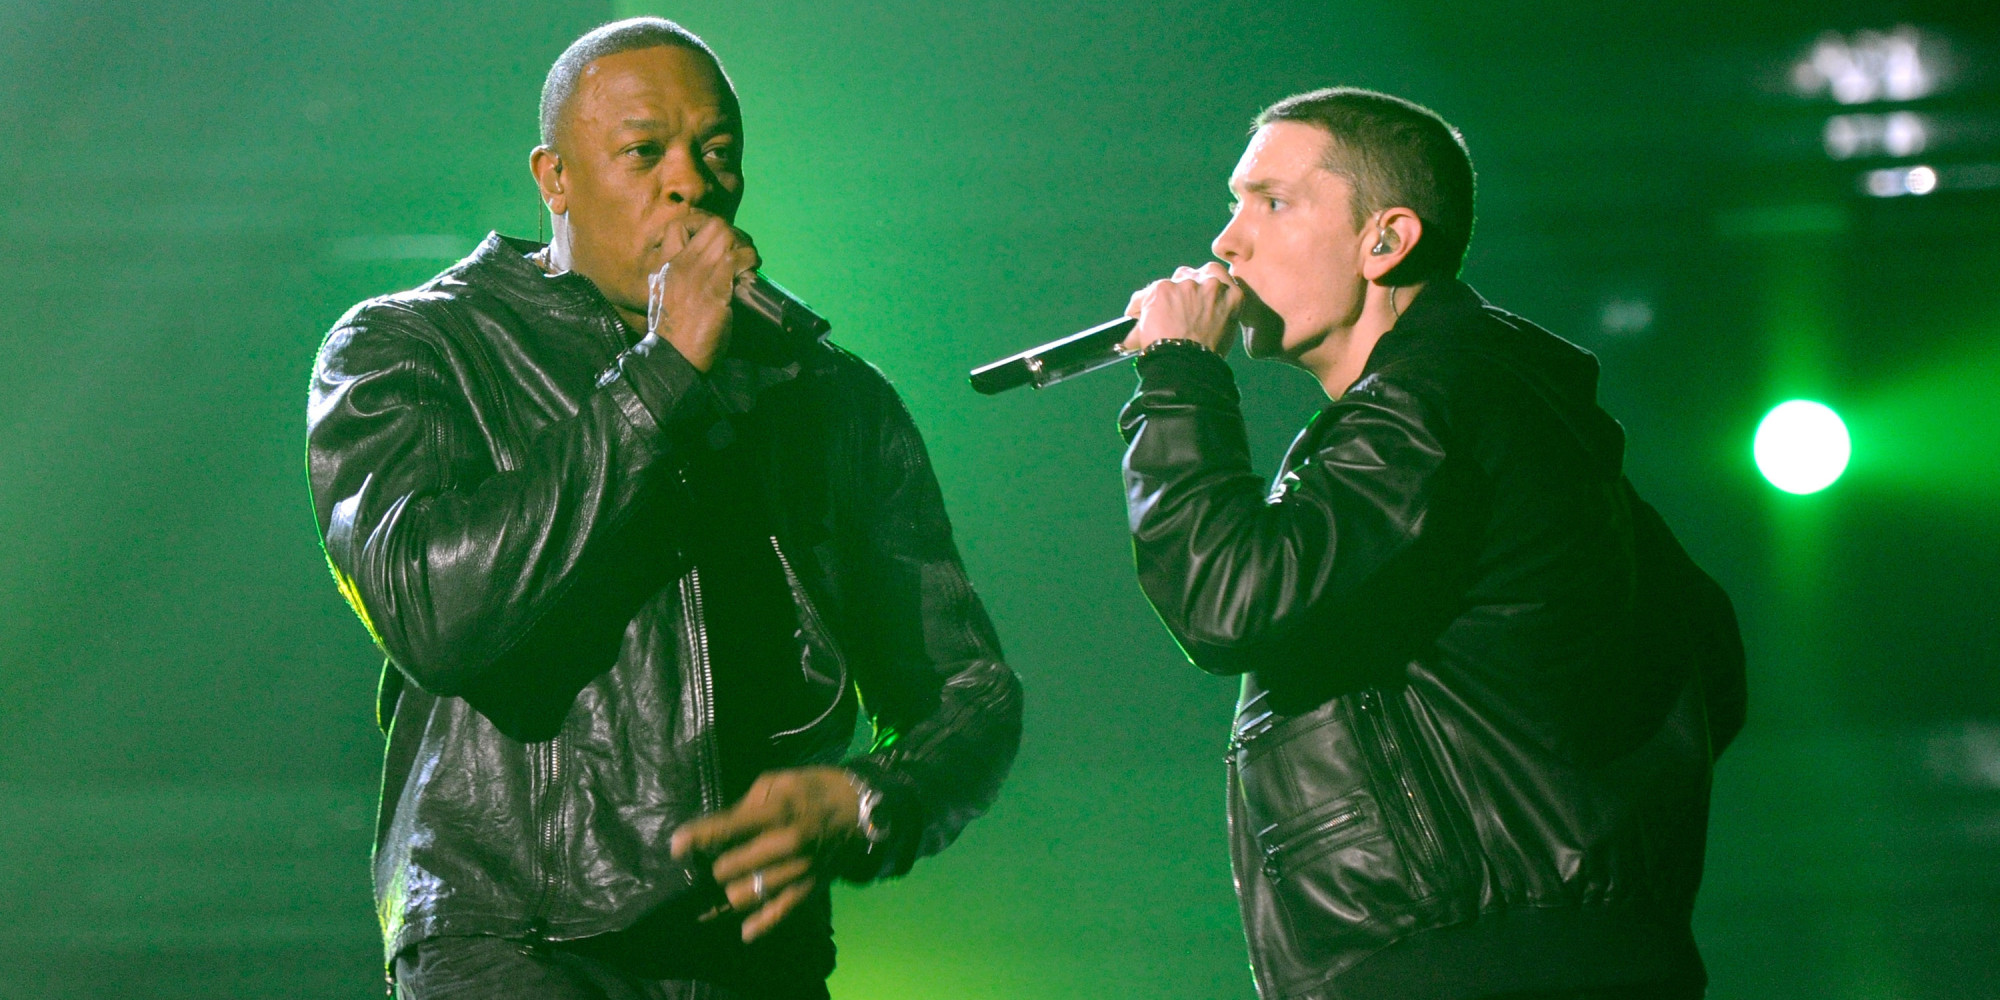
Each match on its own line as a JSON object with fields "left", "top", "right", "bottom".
{"left": 539, "top": 17, "right": 737, "bottom": 149}
{"left": 1256, "top": 87, "right": 1475, "bottom": 283}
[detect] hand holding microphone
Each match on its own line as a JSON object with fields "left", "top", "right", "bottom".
{"left": 648, "top": 211, "right": 762, "bottom": 373}
{"left": 967, "top": 261, "right": 1245, "bottom": 394}
{"left": 1119, "top": 262, "right": 1244, "bottom": 357}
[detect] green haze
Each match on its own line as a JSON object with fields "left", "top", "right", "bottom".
{"left": 2, "top": 1, "right": 1996, "bottom": 997}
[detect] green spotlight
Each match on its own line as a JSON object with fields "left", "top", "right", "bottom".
{"left": 1755, "top": 400, "right": 1851, "bottom": 494}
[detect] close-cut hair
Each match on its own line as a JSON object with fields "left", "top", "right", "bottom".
{"left": 539, "top": 17, "right": 737, "bottom": 149}
{"left": 1256, "top": 87, "right": 1476, "bottom": 284}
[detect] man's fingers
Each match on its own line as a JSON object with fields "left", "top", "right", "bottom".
{"left": 658, "top": 223, "right": 691, "bottom": 259}
{"left": 670, "top": 798, "right": 782, "bottom": 859}
{"left": 730, "top": 245, "right": 761, "bottom": 282}
{"left": 682, "top": 217, "right": 728, "bottom": 262}
{"left": 692, "top": 215, "right": 758, "bottom": 261}
{"left": 698, "top": 855, "right": 812, "bottom": 924}
{"left": 662, "top": 208, "right": 720, "bottom": 254}
{"left": 722, "top": 856, "right": 813, "bottom": 914}
{"left": 741, "top": 878, "right": 817, "bottom": 943}
{"left": 668, "top": 218, "right": 758, "bottom": 298}
{"left": 686, "top": 209, "right": 726, "bottom": 239}
{"left": 670, "top": 770, "right": 807, "bottom": 859}
{"left": 669, "top": 813, "right": 731, "bottom": 859}
{"left": 666, "top": 211, "right": 728, "bottom": 262}
{"left": 670, "top": 809, "right": 761, "bottom": 858}
{"left": 711, "top": 825, "right": 807, "bottom": 884}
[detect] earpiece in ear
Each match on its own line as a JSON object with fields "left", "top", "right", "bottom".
{"left": 1371, "top": 228, "right": 1397, "bottom": 256}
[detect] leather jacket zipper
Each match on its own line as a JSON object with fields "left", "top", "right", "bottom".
{"left": 682, "top": 566, "right": 723, "bottom": 813}
{"left": 1259, "top": 805, "right": 1365, "bottom": 882}
{"left": 768, "top": 536, "right": 848, "bottom": 738}
{"left": 1358, "top": 689, "right": 1444, "bottom": 876}
{"left": 527, "top": 732, "right": 565, "bottom": 929}
{"left": 1226, "top": 709, "right": 1277, "bottom": 762}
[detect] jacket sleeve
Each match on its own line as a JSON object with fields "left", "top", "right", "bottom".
{"left": 307, "top": 298, "right": 721, "bottom": 704}
{"left": 835, "top": 371, "right": 1023, "bottom": 882}
{"left": 1118, "top": 345, "right": 1450, "bottom": 676}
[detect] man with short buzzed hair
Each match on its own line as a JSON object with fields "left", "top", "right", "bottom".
{"left": 1114, "top": 88, "right": 1745, "bottom": 1000}
{"left": 308, "top": 18, "right": 1020, "bottom": 999}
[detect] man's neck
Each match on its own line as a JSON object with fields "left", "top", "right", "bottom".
{"left": 541, "top": 225, "right": 646, "bottom": 332}
{"left": 1299, "top": 281, "right": 1424, "bottom": 399}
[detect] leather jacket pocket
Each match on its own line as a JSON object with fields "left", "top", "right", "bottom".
{"left": 1232, "top": 696, "right": 1421, "bottom": 958}
{"left": 1355, "top": 686, "right": 1478, "bottom": 907}
{"left": 1255, "top": 795, "right": 1375, "bottom": 882}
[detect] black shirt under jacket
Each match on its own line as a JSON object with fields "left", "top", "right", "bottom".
{"left": 308, "top": 233, "right": 1022, "bottom": 986}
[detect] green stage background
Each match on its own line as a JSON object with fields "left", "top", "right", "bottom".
{"left": 2, "top": 1, "right": 1997, "bottom": 996}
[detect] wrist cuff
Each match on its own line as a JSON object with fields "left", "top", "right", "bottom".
{"left": 1139, "top": 337, "right": 1216, "bottom": 358}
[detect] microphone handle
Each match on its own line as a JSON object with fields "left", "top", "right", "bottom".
{"left": 735, "top": 272, "right": 832, "bottom": 344}
{"left": 968, "top": 316, "right": 1138, "bottom": 395}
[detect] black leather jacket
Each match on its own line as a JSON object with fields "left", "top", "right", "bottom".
{"left": 1120, "top": 281, "right": 1745, "bottom": 1000}
{"left": 308, "top": 234, "right": 1022, "bottom": 981}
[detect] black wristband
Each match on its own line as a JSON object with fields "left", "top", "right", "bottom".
{"left": 1138, "top": 337, "right": 1217, "bottom": 358}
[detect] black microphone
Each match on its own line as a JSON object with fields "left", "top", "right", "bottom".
{"left": 648, "top": 268, "right": 832, "bottom": 353}
{"left": 735, "top": 272, "right": 831, "bottom": 345}
{"left": 968, "top": 316, "right": 1138, "bottom": 395}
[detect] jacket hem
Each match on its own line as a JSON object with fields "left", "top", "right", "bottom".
{"left": 385, "top": 910, "right": 657, "bottom": 970}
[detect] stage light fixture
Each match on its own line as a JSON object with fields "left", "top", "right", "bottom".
{"left": 1863, "top": 164, "right": 1939, "bottom": 197}
{"left": 1755, "top": 400, "right": 1852, "bottom": 495}
{"left": 1792, "top": 26, "right": 1939, "bottom": 105}
{"left": 1823, "top": 111, "right": 1929, "bottom": 160}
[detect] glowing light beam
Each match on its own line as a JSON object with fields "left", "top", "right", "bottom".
{"left": 1755, "top": 400, "right": 1852, "bottom": 495}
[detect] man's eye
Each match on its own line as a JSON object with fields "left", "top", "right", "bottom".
{"left": 1266, "top": 197, "right": 1283, "bottom": 212}
{"left": 703, "top": 146, "right": 738, "bottom": 168}
{"left": 625, "top": 142, "right": 662, "bottom": 160}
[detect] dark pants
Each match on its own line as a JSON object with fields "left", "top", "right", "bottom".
{"left": 394, "top": 935, "right": 830, "bottom": 1000}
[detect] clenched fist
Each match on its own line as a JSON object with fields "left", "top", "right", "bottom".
{"left": 647, "top": 210, "right": 761, "bottom": 372}
{"left": 1119, "top": 261, "right": 1244, "bottom": 356}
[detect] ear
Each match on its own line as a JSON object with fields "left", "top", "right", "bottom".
{"left": 530, "top": 145, "right": 567, "bottom": 216}
{"left": 1361, "top": 208, "right": 1422, "bottom": 283}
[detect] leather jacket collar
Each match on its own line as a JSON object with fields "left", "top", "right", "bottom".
{"left": 472, "top": 232, "right": 812, "bottom": 414}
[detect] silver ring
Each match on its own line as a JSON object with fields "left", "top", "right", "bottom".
{"left": 750, "top": 869, "right": 766, "bottom": 902}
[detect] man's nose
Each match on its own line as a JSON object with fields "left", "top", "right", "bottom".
{"left": 1211, "top": 215, "right": 1247, "bottom": 263}
{"left": 660, "top": 148, "right": 712, "bottom": 207}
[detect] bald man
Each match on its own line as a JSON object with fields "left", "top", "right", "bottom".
{"left": 308, "top": 18, "right": 1019, "bottom": 999}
